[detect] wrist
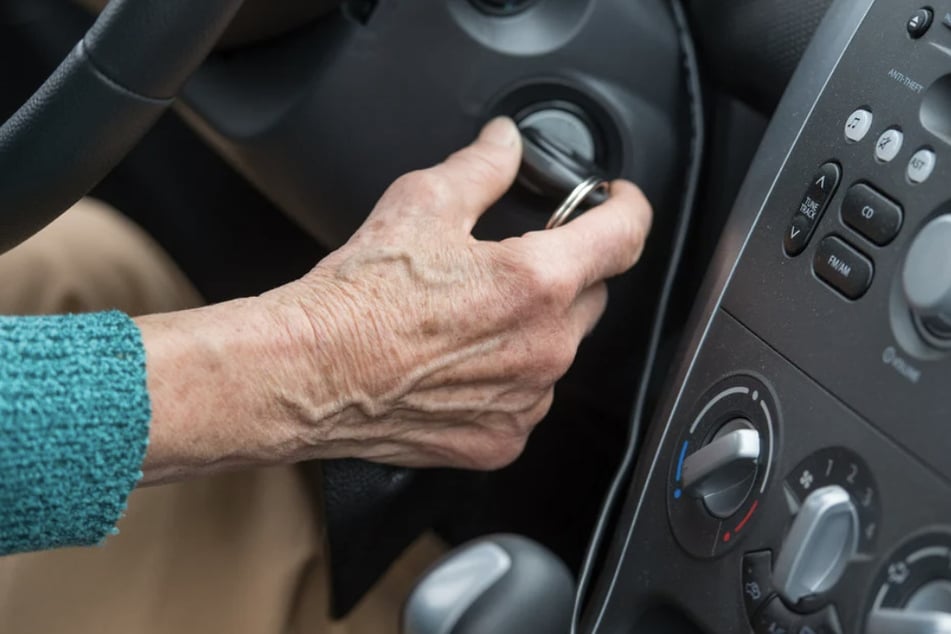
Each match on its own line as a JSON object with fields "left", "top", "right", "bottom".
{"left": 136, "top": 295, "right": 328, "bottom": 483}
{"left": 259, "top": 276, "right": 383, "bottom": 450}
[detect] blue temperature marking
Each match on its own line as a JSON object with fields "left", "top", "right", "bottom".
{"left": 675, "top": 440, "right": 689, "bottom": 482}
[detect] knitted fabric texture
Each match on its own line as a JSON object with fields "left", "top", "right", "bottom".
{"left": 0, "top": 311, "right": 150, "bottom": 555}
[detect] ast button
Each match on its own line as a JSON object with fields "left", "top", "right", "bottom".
{"left": 908, "top": 148, "right": 936, "bottom": 183}
{"left": 841, "top": 183, "right": 903, "bottom": 245}
{"left": 814, "top": 236, "right": 874, "bottom": 300}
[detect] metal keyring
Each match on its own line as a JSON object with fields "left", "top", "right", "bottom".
{"left": 545, "top": 177, "right": 610, "bottom": 230}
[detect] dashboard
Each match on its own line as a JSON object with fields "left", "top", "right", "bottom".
{"left": 10, "top": 2, "right": 950, "bottom": 630}
{"left": 584, "top": 1, "right": 951, "bottom": 632}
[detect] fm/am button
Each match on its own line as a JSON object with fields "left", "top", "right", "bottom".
{"left": 814, "top": 236, "right": 874, "bottom": 300}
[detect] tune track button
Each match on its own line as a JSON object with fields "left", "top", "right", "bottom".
{"left": 845, "top": 109, "right": 873, "bottom": 143}
{"left": 785, "top": 162, "right": 841, "bottom": 256}
{"left": 814, "top": 236, "right": 874, "bottom": 300}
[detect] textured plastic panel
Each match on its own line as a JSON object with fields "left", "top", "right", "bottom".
{"left": 689, "top": 0, "right": 833, "bottom": 113}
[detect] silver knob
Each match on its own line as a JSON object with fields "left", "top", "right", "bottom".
{"left": 903, "top": 215, "right": 951, "bottom": 344}
{"left": 681, "top": 421, "right": 760, "bottom": 518}
{"left": 772, "top": 485, "right": 859, "bottom": 605}
{"left": 867, "top": 580, "right": 951, "bottom": 634}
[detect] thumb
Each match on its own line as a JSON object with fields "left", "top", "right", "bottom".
{"left": 431, "top": 117, "right": 523, "bottom": 229}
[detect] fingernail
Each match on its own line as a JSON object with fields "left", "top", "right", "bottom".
{"left": 480, "top": 117, "right": 519, "bottom": 148}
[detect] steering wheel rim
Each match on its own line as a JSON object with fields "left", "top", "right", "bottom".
{"left": 0, "top": 0, "right": 245, "bottom": 254}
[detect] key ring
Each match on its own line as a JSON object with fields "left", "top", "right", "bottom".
{"left": 545, "top": 177, "right": 610, "bottom": 230}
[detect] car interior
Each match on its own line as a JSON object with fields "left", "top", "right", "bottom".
{"left": 3, "top": 0, "right": 950, "bottom": 632}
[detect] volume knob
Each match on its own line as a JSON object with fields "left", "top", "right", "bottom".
{"left": 902, "top": 215, "right": 951, "bottom": 345}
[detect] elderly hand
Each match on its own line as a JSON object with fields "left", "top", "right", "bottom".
{"left": 138, "top": 118, "right": 651, "bottom": 483}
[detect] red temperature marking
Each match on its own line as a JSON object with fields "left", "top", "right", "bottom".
{"left": 734, "top": 499, "right": 759, "bottom": 534}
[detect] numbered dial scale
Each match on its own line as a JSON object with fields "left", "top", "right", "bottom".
{"left": 784, "top": 447, "right": 882, "bottom": 554}
{"left": 668, "top": 376, "right": 777, "bottom": 558}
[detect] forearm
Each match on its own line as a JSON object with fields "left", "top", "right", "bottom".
{"left": 135, "top": 117, "right": 651, "bottom": 482}
{"left": 135, "top": 294, "right": 320, "bottom": 485}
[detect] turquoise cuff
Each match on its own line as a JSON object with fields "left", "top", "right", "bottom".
{"left": 0, "top": 311, "right": 151, "bottom": 555}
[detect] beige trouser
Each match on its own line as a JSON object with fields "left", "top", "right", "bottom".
{"left": 0, "top": 199, "right": 443, "bottom": 633}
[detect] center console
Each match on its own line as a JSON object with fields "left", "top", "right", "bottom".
{"left": 584, "top": 1, "right": 951, "bottom": 632}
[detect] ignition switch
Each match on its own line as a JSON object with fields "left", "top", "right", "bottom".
{"left": 516, "top": 106, "right": 609, "bottom": 208}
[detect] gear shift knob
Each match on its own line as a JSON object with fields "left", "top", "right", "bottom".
{"left": 402, "top": 534, "right": 575, "bottom": 634}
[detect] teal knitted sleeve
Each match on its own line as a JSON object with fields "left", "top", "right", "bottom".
{"left": 0, "top": 311, "right": 151, "bottom": 556}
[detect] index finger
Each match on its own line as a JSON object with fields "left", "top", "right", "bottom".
{"left": 518, "top": 180, "right": 653, "bottom": 290}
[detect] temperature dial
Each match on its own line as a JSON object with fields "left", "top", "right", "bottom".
{"left": 866, "top": 533, "right": 951, "bottom": 634}
{"left": 668, "top": 376, "right": 776, "bottom": 558}
{"left": 681, "top": 420, "right": 761, "bottom": 518}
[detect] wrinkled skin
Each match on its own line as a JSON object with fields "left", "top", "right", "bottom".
{"left": 139, "top": 118, "right": 652, "bottom": 483}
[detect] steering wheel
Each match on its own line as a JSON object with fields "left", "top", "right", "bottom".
{"left": 0, "top": 0, "right": 245, "bottom": 254}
